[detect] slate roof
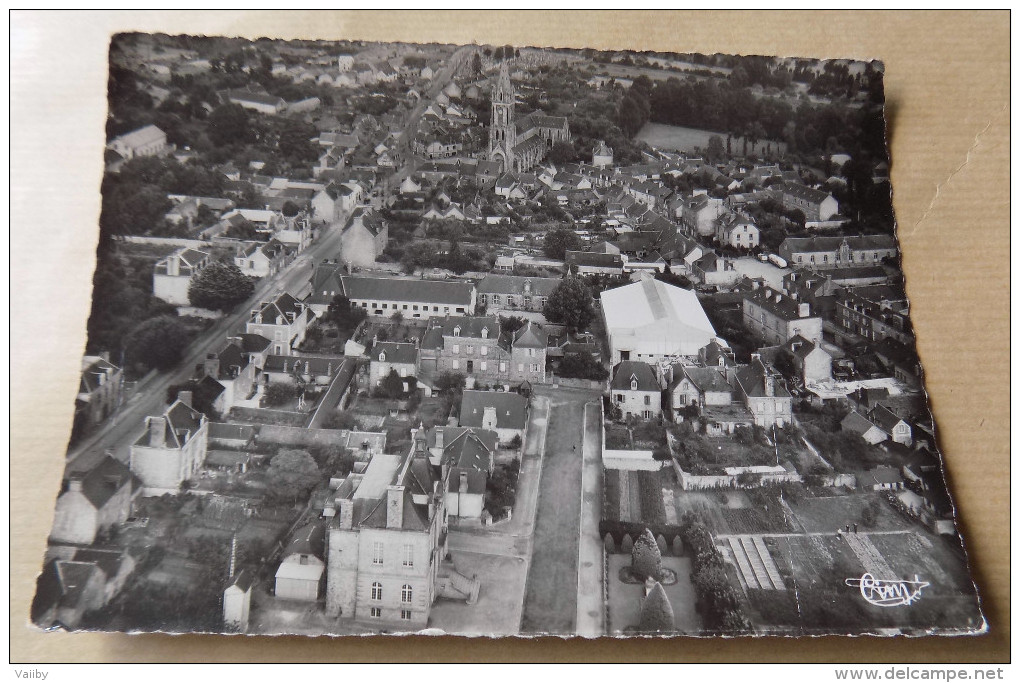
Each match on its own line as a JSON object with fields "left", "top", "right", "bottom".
{"left": 610, "top": 361, "right": 660, "bottom": 392}
{"left": 340, "top": 275, "right": 474, "bottom": 306}
{"left": 780, "top": 234, "right": 897, "bottom": 254}
{"left": 476, "top": 274, "right": 560, "bottom": 298}
{"left": 422, "top": 315, "right": 500, "bottom": 348}
{"left": 345, "top": 207, "right": 387, "bottom": 236}
{"left": 676, "top": 366, "right": 732, "bottom": 394}
{"left": 732, "top": 359, "right": 791, "bottom": 399}
{"left": 565, "top": 250, "right": 624, "bottom": 269}
{"left": 253, "top": 292, "right": 304, "bottom": 322}
{"left": 370, "top": 341, "right": 419, "bottom": 365}
{"left": 80, "top": 356, "right": 120, "bottom": 394}
{"left": 782, "top": 182, "right": 832, "bottom": 205}
{"left": 63, "top": 455, "right": 140, "bottom": 510}
{"left": 459, "top": 390, "right": 528, "bottom": 431}
{"left": 237, "top": 333, "right": 272, "bottom": 354}
{"left": 744, "top": 287, "right": 816, "bottom": 322}
{"left": 109, "top": 124, "right": 165, "bottom": 150}
{"left": 870, "top": 404, "right": 908, "bottom": 432}
{"left": 511, "top": 321, "right": 547, "bottom": 348}
{"left": 841, "top": 409, "right": 884, "bottom": 437}
{"left": 858, "top": 466, "right": 904, "bottom": 487}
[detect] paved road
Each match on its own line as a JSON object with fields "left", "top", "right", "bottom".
{"left": 65, "top": 212, "right": 351, "bottom": 474}
{"left": 575, "top": 400, "right": 605, "bottom": 637}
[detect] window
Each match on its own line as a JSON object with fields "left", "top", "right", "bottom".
{"left": 401, "top": 584, "right": 413, "bottom": 603}
{"left": 452, "top": 344, "right": 460, "bottom": 353}
{"left": 372, "top": 542, "right": 384, "bottom": 565}
{"left": 531, "top": 364, "right": 539, "bottom": 372}
{"left": 644, "top": 395, "right": 651, "bottom": 406}
{"left": 492, "top": 295, "right": 501, "bottom": 304}
{"left": 400, "top": 610, "right": 412, "bottom": 621}
{"left": 399, "top": 367, "right": 407, "bottom": 377}
{"left": 643, "top": 410, "right": 652, "bottom": 419}
{"left": 403, "top": 304, "right": 408, "bottom": 310}
{"left": 499, "top": 362, "right": 507, "bottom": 372}
{"left": 371, "top": 582, "right": 383, "bottom": 600}
{"left": 615, "top": 394, "right": 624, "bottom": 402}
{"left": 434, "top": 306, "right": 440, "bottom": 312}
{"left": 518, "top": 363, "right": 524, "bottom": 372}
{"left": 403, "top": 544, "right": 414, "bottom": 567}
{"left": 370, "top": 607, "right": 382, "bottom": 618}
{"left": 480, "top": 346, "right": 488, "bottom": 356}
{"left": 480, "top": 361, "right": 487, "bottom": 371}
{"left": 452, "top": 359, "right": 460, "bottom": 369}
{"left": 413, "top": 305, "right": 419, "bottom": 311}
{"left": 466, "top": 345, "right": 474, "bottom": 354}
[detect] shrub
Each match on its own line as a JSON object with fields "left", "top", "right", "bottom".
{"left": 639, "top": 582, "right": 675, "bottom": 633}
{"left": 263, "top": 383, "right": 296, "bottom": 407}
{"left": 631, "top": 528, "right": 662, "bottom": 581}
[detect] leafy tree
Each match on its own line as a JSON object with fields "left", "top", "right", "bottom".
{"left": 434, "top": 371, "right": 466, "bottom": 394}
{"left": 325, "top": 294, "right": 367, "bottom": 333}
{"left": 499, "top": 315, "right": 526, "bottom": 334}
{"left": 549, "top": 140, "right": 577, "bottom": 165}
{"left": 263, "top": 382, "right": 296, "bottom": 407}
{"left": 281, "top": 200, "right": 301, "bottom": 217}
{"left": 557, "top": 351, "right": 608, "bottom": 381}
{"left": 188, "top": 262, "right": 255, "bottom": 312}
{"left": 379, "top": 368, "right": 405, "bottom": 399}
{"left": 324, "top": 410, "right": 360, "bottom": 430}
{"left": 470, "top": 53, "right": 482, "bottom": 76}
{"left": 266, "top": 449, "right": 321, "bottom": 504}
{"left": 706, "top": 134, "right": 725, "bottom": 163}
{"left": 124, "top": 315, "right": 191, "bottom": 372}
{"left": 207, "top": 103, "right": 253, "bottom": 147}
{"left": 542, "top": 226, "right": 582, "bottom": 259}
{"left": 632, "top": 527, "right": 662, "bottom": 581}
{"left": 543, "top": 278, "right": 596, "bottom": 332}
{"left": 639, "top": 581, "right": 675, "bottom": 633}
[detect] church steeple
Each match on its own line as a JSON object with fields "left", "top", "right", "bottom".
{"left": 488, "top": 60, "right": 516, "bottom": 173}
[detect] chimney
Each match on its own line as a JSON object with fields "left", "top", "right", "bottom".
{"left": 204, "top": 353, "right": 220, "bottom": 378}
{"left": 386, "top": 485, "right": 405, "bottom": 529}
{"left": 434, "top": 427, "right": 444, "bottom": 451}
{"left": 798, "top": 302, "right": 811, "bottom": 318}
{"left": 67, "top": 477, "right": 83, "bottom": 493}
{"left": 178, "top": 390, "right": 194, "bottom": 407}
{"left": 482, "top": 406, "right": 497, "bottom": 430}
{"left": 765, "top": 371, "right": 775, "bottom": 397}
{"left": 148, "top": 416, "right": 167, "bottom": 448}
{"left": 337, "top": 498, "right": 354, "bottom": 529}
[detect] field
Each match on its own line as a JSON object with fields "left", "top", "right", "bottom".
{"left": 602, "top": 468, "right": 669, "bottom": 525}
{"left": 636, "top": 122, "right": 787, "bottom": 156}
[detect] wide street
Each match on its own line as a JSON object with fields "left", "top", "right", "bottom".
{"left": 65, "top": 211, "right": 351, "bottom": 474}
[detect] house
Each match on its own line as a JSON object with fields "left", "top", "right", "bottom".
{"left": 857, "top": 466, "right": 905, "bottom": 491}
{"left": 50, "top": 456, "right": 141, "bottom": 545}
{"left": 592, "top": 140, "right": 614, "bottom": 168}
{"left": 714, "top": 211, "right": 760, "bottom": 250}
{"left": 31, "top": 559, "right": 107, "bottom": 629}
{"left": 679, "top": 194, "right": 725, "bottom": 237}
{"left": 777, "top": 235, "right": 898, "bottom": 270}
{"left": 325, "top": 441, "right": 458, "bottom": 627}
{"left": 76, "top": 354, "right": 122, "bottom": 429}
{"left": 332, "top": 275, "right": 476, "bottom": 320}
{"left": 690, "top": 252, "right": 739, "bottom": 287}
{"left": 369, "top": 342, "right": 420, "bottom": 392}
{"left": 601, "top": 278, "right": 717, "bottom": 366}
{"left": 153, "top": 248, "right": 210, "bottom": 305}
{"left": 475, "top": 274, "right": 560, "bottom": 314}
{"left": 419, "top": 316, "right": 547, "bottom": 386}
{"left": 664, "top": 363, "right": 754, "bottom": 435}
{"left": 237, "top": 333, "right": 273, "bottom": 370}
{"left": 841, "top": 409, "right": 889, "bottom": 445}
{"left": 610, "top": 361, "right": 662, "bottom": 420}
{"left": 108, "top": 124, "right": 167, "bottom": 159}
{"left": 340, "top": 207, "right": 388, "bottom": 267}
{"left": 783, "top": 335, "right": 832, "bottom": 385}
{"left": 835, "top": 285, "right": 913, "bottom": 345}
{"left": 275, "top": 523, "right": 326, "bottom": 601}
{"left": 129, "top": 393, "right": 210, "bottom": 494}
{"left": 263, "top": 354, "right": 344, "bottom": 387}
{"left": 226, "top": 89, "right": 287, "bottom": 115}
{"left": 246, "top": 293, "right": 310, "bottom": 356}
{"left": 566, "top": 250, "right": 625, "bottom": 275}
{"left": 223, "top": 568, "right": 254, "bottom": 632}
{"left": 731, "top": 357, "right": 793, "bottom": 428}
{"left": 234, "top": 239, "right": 287, "bottom": 278}
{"left": 870, "top": 404, "right": 913, "bottom": 446}
{"left": 458, "top": 390, "right": 528, "bottom": 444}
{"left": 418, "top": 426, "right": 497, "bottom": 520}
{"left": 779, "top": 183, "right": 839, "bottom": 222}
{"left": 196, "top": 338, "right": 258, "bottom": 410}
{"left": 742, "top": 284, "right": 823, "bottom": 346}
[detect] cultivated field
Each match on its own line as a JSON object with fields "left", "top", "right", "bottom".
{"left": 636, "top": 122, "right": 788, "bottom": 156}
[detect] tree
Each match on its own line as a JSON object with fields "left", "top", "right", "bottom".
{"left": 542, "top": 226, "right": 582, "bottom": 259}
{"left": 263, "top": 382, "right": 296, "bottom": 407}
{"left": 706, "top": 135, "right": 725, "bottom": 163}
{"left": 557, "top": 351, "right": 608, "bottom": 381}
{"left": 639, "top": 581, "right": 675, "bottom": 633}
{"left": 325, "top": 294, "right": 367, "bottom": 333}
{"left": 471, "top": 53, "right": 482, "bottom": 76}
{"left": 266, "top": 449, "right": 321, "bottom": 504}
{"left": 124, "top": 315, "right": 191, "bottom": 372}
{"left": 549, "top": 140, "right": 577, "bottom": 165}
{"left": 379, "top": 368, "right": 405, "bottom": 399}
{"left": 543, "top": 278, "right": 596, "bottom": 332}
{"left": 207, "top": 103, "right": 253, "bottom": 147}
{"left": 632, "top": 528, "right": 662, "bottom": 581}
{"left": 434, "top": 371, "right": 466, "bottom": 394}
{"left": 281, "top": 200, "right": 301, "bottom": 217}
{"left": 188, "top": 262, "right": 254, "bottom": 312}
{"left": 499, "top": 315, "right": 526, "bottom": 334}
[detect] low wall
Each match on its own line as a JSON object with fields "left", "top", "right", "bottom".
{"left": 121, "top": 235, "right": 209, "bottom": 248}
{"left": 257, "top": 424, "right": 349, "bottom": 448}
{"left": 229, "top": 407, "right": 308, "bottom": 427}
{"left": 552, "top": 377, "right": 606, "bottom": 390}
{"left": 670, "top": 459, "right": 855, "bottom": 490}
{"left": 602, "top": 449, "right": 659, "bottom": 471}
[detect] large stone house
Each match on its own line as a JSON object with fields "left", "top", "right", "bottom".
{"left": 779, "top": 182, "right": 839, "bottom": 222}
{"left": 246, "top": 293, "right": 310, "bottom": 356}
{"left": 475, "top": 274, "right": 560, "bottom": 314}
{"left": 129, "top": 393, "right": 209, "bottom": 494}
{"left": 419, "top": 316, "right": 547, "bottom": 387}
{"left": 777, "top": 235, "right": 898, "bottom": 270}
{"left": 458, "top": 390, "right": 528, "bottom": 444}
{"left": 662, "top": 362, "right": 754, "bottom": 436}
{"left": 50, "top": 456, "right": 141, "bottom": 545}
{"left": 368, "top": 341, "right": 420, "bottom": 393}
{"left": 731, "top": 357, "right": 793, "bottom": 428}
{"left": 340, "top": 207, "right": 388, "bottom": 267}
{"left": 742, "top": 285, "right": 823, "bottom": 346}
{"left": 76, "top": 355, "right": 122, "bottom": 431}
{"left": 419, "top": 426, "right": 498, "bottom": 520}
{"left": 610, "top": 361, "right": 662, "bottom": 420}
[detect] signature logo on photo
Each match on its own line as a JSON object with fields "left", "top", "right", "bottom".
{"left": 845, "top": 573, "right": 930, "bottom": 607}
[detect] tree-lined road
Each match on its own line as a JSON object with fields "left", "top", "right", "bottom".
{"left": 66, "top": 213, "right": 350, "bottom": 474}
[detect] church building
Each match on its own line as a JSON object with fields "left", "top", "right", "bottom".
{"left": 487, "top": 61, "right": 570, "bottom": 174}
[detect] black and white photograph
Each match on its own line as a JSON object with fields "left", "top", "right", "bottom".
{"left": 24, "top": 27, "right": 992, "bottom": 642}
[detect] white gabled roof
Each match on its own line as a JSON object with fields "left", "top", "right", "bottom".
{"left": 600, "top": 279, "right": 716, "bottom": 352}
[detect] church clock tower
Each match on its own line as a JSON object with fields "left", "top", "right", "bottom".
{"left": 488, "top": 61, "right": 516, "bottom": 173}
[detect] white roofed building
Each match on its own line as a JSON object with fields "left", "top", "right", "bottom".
{"left": 600, "top": 278, "right": 717, "bottom": 366}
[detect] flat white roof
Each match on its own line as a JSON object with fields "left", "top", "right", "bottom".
{"left": 352, "top": 453, "right": 402, "bottom": 500}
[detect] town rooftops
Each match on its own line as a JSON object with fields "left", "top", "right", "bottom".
{"left": 732, "top": 359, "right": 791, "bottom": 399}
{"left": 109, "top": 124, "right": 165, "bottom": 150}
{"left": 841, "top": 409, "right": 884, "bottom": 437}
{"left": 610, "top": 361, "right": 660, "bottom": 392}
{"left": 340, "top": 275, "right": 474, "bottom": 307}
{"left": 252, "top": 292, "right": 304, "bottom": 323}
{"left": 782, "top": 182, "right": 832, "bottom": 204}
{"left": 63, "top": 455, "right": 140, "bottom": 510}
{"left": 459, "top": 390, "right": 528, "bottom": 431}
{"left": 476, "top": 274, "right": 561, "bottom": 297}
{"left": 744, "top": 286, "right": 816, "bottom": 322}
{"left": 79, "top": 356, "right": 120, "bottom": 394}
{"left": 676, "top": 365, "right": 732, "bottom": 394}
{"left": 779, "top": 234, "right": 898, "bottom": 254}
{"left": 370, "top": 341, "right": 418, "bottom": 365}
{"left": 345, "top": 207, "right": 387, "bottom": 236}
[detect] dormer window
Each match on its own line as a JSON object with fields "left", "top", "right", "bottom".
{"left": 481, "top": 327, "right": 489, "bottom": 339}
{"left": 379, "top": 351, "right": 386, "bottom": 362}
{"left": 453, "top": 326, "right": 461, "bottom": 337}
{"left": 630, "top": 376, "right": 638, "bottom": 391}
